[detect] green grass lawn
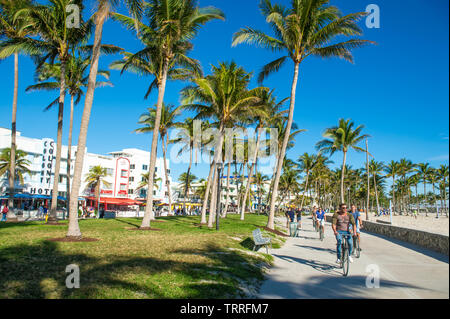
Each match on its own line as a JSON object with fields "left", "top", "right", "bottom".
{"left": 0, "top": 214, "right": 286, "bottom": 299}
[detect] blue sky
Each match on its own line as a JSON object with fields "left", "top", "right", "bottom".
{"left": 0, "top": 0, "right": 448, "bottom": 187}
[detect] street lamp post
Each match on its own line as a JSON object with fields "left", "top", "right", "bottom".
{"left": 216, "top": 162, "right": 223, "bottom": 231}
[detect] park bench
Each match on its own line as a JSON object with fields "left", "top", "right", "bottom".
{"left": 252, "top": 228, "right": 272, "bottom": 254}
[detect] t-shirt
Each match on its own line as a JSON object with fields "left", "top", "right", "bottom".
{"left": 316, "top": 210, "right": 325, "bottom": 220}
{"left": 287, "top": 210, "right": 295, "bottom": 222}
{"left": 332, "top": 212, "right": 356, "bottom": 232}
{"left": 351, "top": 211, "right": 360, "bottom": 226}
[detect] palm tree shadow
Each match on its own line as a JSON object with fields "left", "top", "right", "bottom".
{"left": 272, "top": 253, "right": 340, "bottom": 276}
{"left": 114, "top": 218, "right": 141, "bottom": 228}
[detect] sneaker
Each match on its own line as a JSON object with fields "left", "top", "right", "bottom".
{"left": 349, "top": 256, "right": 354, "bottom": 263}
{"left": 336, "top": 259, "right": 341, "bottom": 264}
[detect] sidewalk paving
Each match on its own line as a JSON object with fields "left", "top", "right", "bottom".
{"left": 258, "top": 217, "right": 449, "bottom": 299}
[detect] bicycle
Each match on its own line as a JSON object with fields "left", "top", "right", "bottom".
{"left": 319, "top": 224, "right": 324, "bottom": 241}
{"left": 312, "top": 216, "right": 318, "bottom": 232}
{"left": 339, "top": 233, "right": 352, "bottom": 276}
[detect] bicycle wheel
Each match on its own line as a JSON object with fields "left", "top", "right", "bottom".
{"left": 355, "top": 238, "right": 361, "bottom": 258}
{"left": 342, "top": 242, "right": 349, "bottom": 276}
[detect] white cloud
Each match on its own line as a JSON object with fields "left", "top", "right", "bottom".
{"left": 428, "top": 154, "right": 449, "bottom": 161}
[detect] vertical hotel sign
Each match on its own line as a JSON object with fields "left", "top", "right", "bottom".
{"left": 114, "top": 157, "right": 130, "bottom": 198}
{"left": 41, "top": 139, "right": 55, "bottom": 187}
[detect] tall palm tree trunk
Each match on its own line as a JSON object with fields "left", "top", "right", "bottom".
{"left": 7, "top": 53, "right": 18, "bottom": 220}
{"left": 207, "top": 168, "right": 218, "bottom": 228}
{"left": 240, "top": 128, "right": 261, "bottom": 220}
{"left": 340, "top": 150, "right": 347, "bottom": 203}
{"left": 267, "top": 62, "right": 300, "bottom": 229}
{"left": 68, "top": 5, "right": 108, "bottom": 238}
{"left": 365, "top": 139, "right": 370, "bottom": 220}
{"left": 423, "top": 182, "right": 428, "bottom": 217}
{"left": 48, "top": 60, "right": 66, "bottom": 223}
{"left": 162, "top": 134, "right": 172, "bottom": 216}
{"left": 141, "top": 61, "right": 169, "bottom": 228}
{"left": 373, "top": 174, "right": 380, "bottom": 216}
{"left": 206, "top": 125, "right": 225, "bottom": 227}
{"left": 200, "top": 161, "right": 214, "bottom": 224}
{"left": 183, "top": 145, "right": 193, "bottom": 214}
{"left": 299, "top": 172, "right": 309, "bottom": 210}
{"left": 392, "top": 176, "right": 396, "bottom": 214}
{"left": 65, "top": 94, "right": 74, "bottom": 217}
{"left": 223, "top": 162, "right": 231, "bottom": 218}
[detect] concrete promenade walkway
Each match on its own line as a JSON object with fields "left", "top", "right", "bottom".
{"left": 258, "top": 217, "right": 449, "bottom": 299}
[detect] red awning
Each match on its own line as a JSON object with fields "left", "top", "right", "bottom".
{"left": 85, "top": 197, "right": 143, "bottom": 206}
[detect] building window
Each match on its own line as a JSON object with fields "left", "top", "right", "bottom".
{"left": 167, "top": 169, "right": 170, "bottom": 174}
{"left": 140, "top": 189, "right": 146, "bottom": 197}
{"left": 120, "top": 184, "right": 126, "bottom": 191}
{"left": 153, "top": 190, "right": 156, "bottom": 195}
{"left": 106, "top": 168, "right": 114, "bottom": 176}
{"left": 129, "top": 176, "right": 134, "bottom": 182}
{"left": 142, "top": 165, "right": 148, "bottom": 170}
{"left": 130, "top": 164, "right": 135, "bottom": 169}
{"left": 121, "top": 170, "right": 127, "bottom": 177}
{"left": 128, "top": 189, "right": 134, "bottom": 195}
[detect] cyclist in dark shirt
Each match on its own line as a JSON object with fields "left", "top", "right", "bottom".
{"left": 332, "top": 203, "right": 356, "bottom": 264}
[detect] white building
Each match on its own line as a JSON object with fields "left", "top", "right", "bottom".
{"left": 0, "top": 127, "right": 173, "bottom": 207}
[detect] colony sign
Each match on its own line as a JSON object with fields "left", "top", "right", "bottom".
{"left": 40, "top": 138, "right": 55, "bottom": 186}
{"left": 26, "top": 138, "right": 56, "bottom": 196}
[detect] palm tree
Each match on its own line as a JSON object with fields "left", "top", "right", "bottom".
{"left": 178, "top": 172, "right": 197, "bottom": 208}
{"left": 316, "top": 118, "right": 370, "bottom": 203}
{"left": 0, "top": 148, "right": 31, "bottom": 219}
{"left": 181, "top": 61, "right": 267, "bottom": 228}
{"left": 427, "top": 168, "right": 440, "bottom": 217}
{"left": 297, "top": 153, "right": 319, "bottom": 210}
{"left": 0, "top": 148, "right": 32, "bottom": 186}
{"left": 239, "top": 90, "right": 287, "bottom": 220}
{"left": 109, "top": 0, "right": 224, "bottom": 230}
{"left": 26, "top": 55, "right": 112, "bottom": 211}
{"left": 416, "top": 163, "right": 432, "bottom": 217}
{"left": 437, "top": 165, "right": 449, "bottom": 217}
{"left": 0, "top": 0, "right": 35, "bottom": 217}
{"left": 136, "top": 172, "right": 161, "bottom": 192}
{"left": 397, "top": 158, "right": 415, "bottom": 214}
{"left": 385, "top": 160, "right": 400, "bottom": 213}
{"left": 170, "top": 118, "right": 200, "bottom": 215}
{"left": 4, "top": 0, "right": 92, "bottom": 223}
{"left": 369, "top": 159, "right": 384, "bottom": 215}
{"left": 135, "top": 103, "right": 180, "bottom": 217}
{"left": 254, "top": 172, "right": 269, "bottom": 214}
{"left": 84, "top": 165, "right": 111, "bottom": 218}
{"left": 233, "top": 0, "right": 374, "bottom": 229}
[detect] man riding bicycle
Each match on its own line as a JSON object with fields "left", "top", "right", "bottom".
{"left": 312, "top": 205, "right": 317, "bottom": 227}
{"left": 316, "top": 207, "right": 326, "bottom": 235}
{"left": 349, "top": 205, "right": 363, "bottom": 254}
{"left": 332, "top": 203, "right": 357, "bottom": 264}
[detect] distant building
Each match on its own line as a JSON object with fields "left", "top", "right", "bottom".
{"left": 0, "top": 128, "right": 173, "bottom": 204}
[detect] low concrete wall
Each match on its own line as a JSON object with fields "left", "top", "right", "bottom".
{"left": 325, "top": 215, "right": 449, "bottom": 256}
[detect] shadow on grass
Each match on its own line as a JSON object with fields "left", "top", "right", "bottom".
{"left": 0, "top": 240, "right": 265, "bottom": 299}
{"left": 239, "top": 237, "right": 254, "bottom": 250}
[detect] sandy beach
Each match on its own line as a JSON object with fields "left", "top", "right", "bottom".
{"left": 371, "top": 213, "right": 449, "bottom": 236}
